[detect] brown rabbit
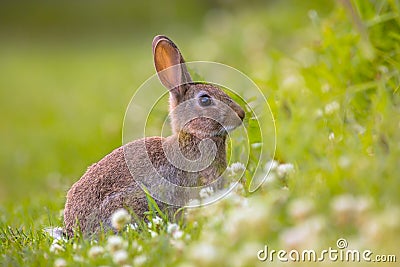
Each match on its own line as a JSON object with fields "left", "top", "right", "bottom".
{"left": 63, "top": 35, "right": 245, "bottom": 237}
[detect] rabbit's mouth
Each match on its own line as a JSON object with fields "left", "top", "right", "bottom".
{"left": 213, "top": 124, "right": 239, "bottom": 136}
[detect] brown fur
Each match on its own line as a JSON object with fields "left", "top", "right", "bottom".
{"left": 63, "top": 35, "right": 245, "bottom": 237}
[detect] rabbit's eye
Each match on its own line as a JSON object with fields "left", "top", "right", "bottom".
{"left": 198, "top": 95, "right": 212, "bottom": 106}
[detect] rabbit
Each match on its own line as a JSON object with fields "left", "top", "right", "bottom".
{"left": 63, "top": 35, "right": 245, "bottom": 237}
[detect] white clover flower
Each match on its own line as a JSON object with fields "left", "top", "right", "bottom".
{"left": 189, "top": 242, "right": 219, "bottom": 265}
{"left": 185, "top": 234, "right": 191, "bottom": 241}
{"left": 331, "top": 195, "right": 356, "bottom": 215}
{"left": 280, "top": 217, "right": 323, "bottom": 250}
{"left": 233, "top": 182, "right": 245, "bottom": 195}
{"left": 72, "top": 243, "right": 81, "bottom": 250}
{"left": 73, "top": 255, "right": 84, "bottom": 263}
{"left": 133, "top": 255, "right": 147, "bottom": 266}
{"left": 112, "top": 250, "right": 128, "bottom": 265}
{"left": 321, "top": 83, "right": 330, "bottom": 93}
{"left": 199, "top": 187, "right": 214, "bottom": 199}
{"left": 224, "top": 198, "right": 270, "bottom": 238}
{"left": 88, "top": 246, "right": 105, "bottom": 259}
{"left": 328, "top": 132, "right": 335, "bottom": 141}
{"left": 43, "top": 227, "right": 65, "bottom": 241}
{"left": 361, "top": 218, "right": 381, "bottom": 243}
{"left": 265, "top": 159, "right": 279, "bottom": 172}
{"left": 331, "top": 194, "right": 372, "bottom": 225}
{"left": 106, "top": 235, "right": 127, "bottom": 252}
{"left": 276, "top": 163, "right": 294, "bottom": 178}
{"left": 355, "top": 197, "right": 371, "bottom": 215}
{"left": 54, "top": 258, "right": 67, "bottom": 267}
{"left": 111, "top": 208, "right": 131, "bottom": 231}
{"left": 360, "top": 205, "right": 391, "bottom": 240}
{"left": 152, "top": 216, "right": 163, "bottom": 226}
{"left": 172, "top": 230, "right": 184, "bottom": 239}
{"left": 324, "top": 101, "right": 340, "bottom": 115}
{"left": 50, "top": 242, "right": 65, "bottom": 254}
{"left": 315, "top": 108, "right": 324, "bottom": 118}
{"left": 228, "top": 162, "right": 246, "bottom": 175}
{"left": 170, "top": 239, "right": 185, "bottom": 250}
{"left": 263, "top": 172, "right": 277, "bottom": 187}
{"left": 226, "top": 189, "right": 247, "bottom": 207}
{"left": 282, "top": 74, "right": 303, "bottom": 89}
{"left": 288, "top": 198, "right": 314, "bottom": 221}
{"left": 332, "top": 194, "right": 355, "bottom": 211}
{"left": 167, "top": 223, "right": 179, "bottom": 234}
{"left": 131, "top": 241, "right": 143, "bottom": 253}
{"left": 149, "top": 230, "right": 158, "bottom": 238}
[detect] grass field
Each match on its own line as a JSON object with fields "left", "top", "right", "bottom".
{"left": 1, "top": 0, "right": 399, "bottom": 266}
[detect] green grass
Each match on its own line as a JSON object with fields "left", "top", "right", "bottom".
{"left": 1, "top": 0, "right": 400, "bottom": 266}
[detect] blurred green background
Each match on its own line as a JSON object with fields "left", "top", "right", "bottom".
{"left": 0, "top": 0, "right": 333, "bottom": 206}
{"left": 1, "top": 0, "right": 400, "bottom": 265}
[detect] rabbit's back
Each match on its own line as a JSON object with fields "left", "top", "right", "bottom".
{"left": 64, "top": 137, "right": 167, "bottom": 236}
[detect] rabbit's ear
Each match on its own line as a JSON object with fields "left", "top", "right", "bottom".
{"left": 153, "top": 35, "right": 192, "bottom": 94}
